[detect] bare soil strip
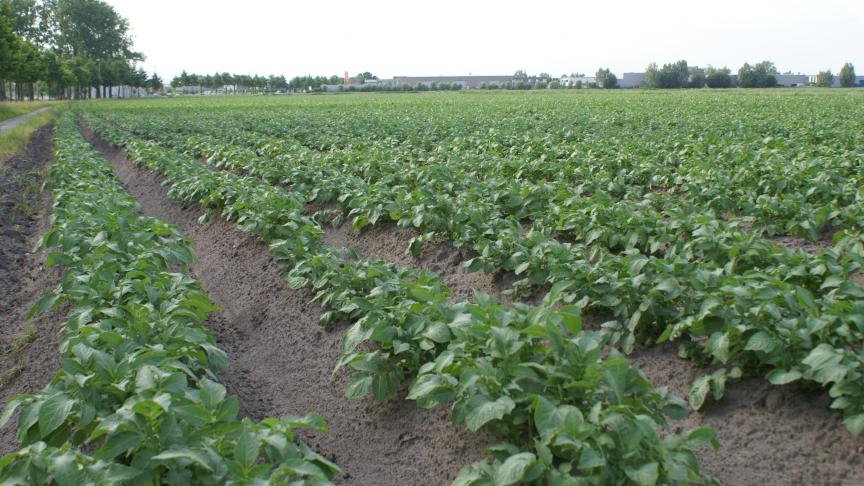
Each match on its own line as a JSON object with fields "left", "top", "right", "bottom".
{"left": 0, "top": 125, "right": 64, "bottom": 455}
{"left": 80, "top": 124, "right": 491, "bottom": 486}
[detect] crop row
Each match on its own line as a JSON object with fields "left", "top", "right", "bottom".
{"left": 87, "top": 95, "right": 864, "bottom": 242}
{"left": 98, "top": 113, "right": 864, "bottom": 266}
{"left": 82, "top": 115, "right": 721, "bottom": 484}
{"left": 83, "top": 111, "right": 864, "bottom": 437}
{"left": 0, "top": 114, "right": 339, "bottom": 484}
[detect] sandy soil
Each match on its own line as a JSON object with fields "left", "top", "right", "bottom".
{"left": 81, "top": 125, "right": 492, "bottom": 486}
{"left": 771, "top": 234, "right": 835, "bottom": 254}
{"left": 80, "top": 123, "right": 864, "bottom": 485}
{"left": 0, "top": 125, "right": 64, "bottom": 454}
{"left": 631, "top": 344, "right": 864, "bottom": 485}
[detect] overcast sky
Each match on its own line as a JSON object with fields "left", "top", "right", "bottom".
{"left": 108, "top": 0, "right": 863, "bottom": 81}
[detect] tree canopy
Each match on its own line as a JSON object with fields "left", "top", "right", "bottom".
{"left": 0, "top": 0, "right": 149, "bottom": 100}
{"left": 737, "top": 61, "right": 778, "bottom": 88}
{"left": 595, "top": 68, "right": 618, "bottom": 88}
{"left": 815, "top": 70, "right": 834, "bottom": 87}
{"left": 705, "top": 66, "right": 732, "bottom": 88}
{"left": 643, "top": 60, "right": 690, "bottom": 88}
{"left": 169, "top": 72, "right": 307, "bottom": 92}
{"left": 839, "top": 63, "right": 856, "bottom": 88}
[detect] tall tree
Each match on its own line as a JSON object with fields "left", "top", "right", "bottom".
{"left": 815, "top": 70, "right": 834, "bottom": 87}
{"left": 643, "top": 60, "right": 689, "bottom": 88}
{"left": 688, "top": 66, "right": 706, "bottom": 88}
{"left": 53, "top": 0, "right": 140, "bottom": 96}
{"left": 595, "top": 68, "right": 618, "bottom": 88}
{"left": 8, "top": 0, "right": 54, "bottom": 46}
{"left": 754, "top": 61, "right": 778, "bottom": 87}
{"left": 42, "top": 50, "right": 74, "bottom": 98}
{"left": 738, "top": 61, "right": 777, "bottom": 88}
{"left": 15, "top": 40, "right": 44, "bottom": 99}
{"left": 147, "top": 71, "right": 162, "bottom": 92}
{"left": 0, "top": 1, "right": 21, "bottom": 100}
{"left": 644, "top": 62, "right": 659, "bottom": 88}
{"left": 839, "top": 63, "right": 856, "bottom": 88}
{"left": 55, "top": 0, "right": 131, "bottom": 58}
{"left": 705, "top": 66, "right": 732, "bottom": 88}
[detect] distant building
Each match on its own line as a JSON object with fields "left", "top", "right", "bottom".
{"left": 619, "top": 73, "right": 645, "bottom": 88}
{"left": 805, "top": 74, "right": 864, "bottom": 87}
{"left": 775, "top": 74, "right": 808, "bottom": 87}
{"left": 319, "top": 70, "right": 864, "bottom": 93}
{"left": 392, "top": 75, "right": 514, "bottom": 88}
{"left": 560, "top": 75, "right": 596, "bottom": 87}
{"left": 88, "top": 85, "right": 146, "bottom": 97}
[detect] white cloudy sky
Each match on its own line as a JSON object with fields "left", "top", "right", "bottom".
{"left": 108, "top": 0, "right": 863, "bottom": 80}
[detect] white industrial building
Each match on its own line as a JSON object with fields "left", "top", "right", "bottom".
{"left": 560, "top": 75, "right": 596, "bottom": 87}
{"left": 87, "top": 85, "right": 147, "bottom": 98}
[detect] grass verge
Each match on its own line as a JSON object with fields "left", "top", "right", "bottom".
{"left": 0, "top": 101, "right": 64, "bottom": 122}
{"left": 0, "top": 108, "right": 59, "bottom": 160}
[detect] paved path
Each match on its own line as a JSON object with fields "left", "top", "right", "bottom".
{"left": 0, "top": 107, "right": 53, "bottom": 135}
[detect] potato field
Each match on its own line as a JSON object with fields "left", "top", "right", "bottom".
{"left": 2, "top": 90, "right": 864, "bottom": 485}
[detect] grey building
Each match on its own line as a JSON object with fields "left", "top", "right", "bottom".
{"left": 807, "top": 74, "right": 864, "bottom": 87}
{"left": 619, "top": 73, "right": 645, "bottom": 88}
{"left": 775, "top": 74, "right": 809, "bottom": 87}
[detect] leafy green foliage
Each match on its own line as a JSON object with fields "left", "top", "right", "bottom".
{"left": 79, "top": 89, "right": 864, "bottom": 437}
{"left": 80, "top": 99, "right": 725, "bottom": 483}
{"left": 73, "top": 89, "right": 864, "bottom": 482}
{"left": 0, "top": 115, "right": 338, "bottom": 484}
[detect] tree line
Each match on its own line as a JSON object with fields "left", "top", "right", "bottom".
{"left": 813, "top": 63, "right": 857, "bottom": 88}
{"left": 0, "top": 0, "right": 158, "bottom": 101}
{"left": 170, "top": 71, "right": 288, "bottom": 93}
{"left": 641, "top": 60, "right": 857, "bottom": 89}
{"left": 169, "top": 72, "right": 354, "bottom": 93}
{"left": 166, "top": 62, "right": 861, "bottom": 96}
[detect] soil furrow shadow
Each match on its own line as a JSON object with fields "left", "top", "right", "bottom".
{"left": 0, "top": 125, "right": 65, "bottom": 455}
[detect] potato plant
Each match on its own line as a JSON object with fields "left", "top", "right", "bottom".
{"left": 82, "top": 112, "right": 724, "bottom": 484}
{"left": 71, "top": 89, "right": 864, "bottom": 482}
{"left": 0, "top": 115, "right": 338, "bottom": 485}
{"left": 81, "top": 90, "right": 864, "bottom": 436}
